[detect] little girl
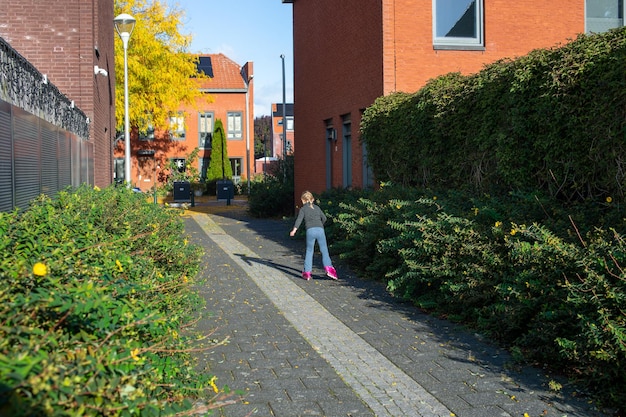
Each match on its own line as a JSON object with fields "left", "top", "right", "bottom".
{"left": 290, "top": 191, "right": 338, "bottom": 280}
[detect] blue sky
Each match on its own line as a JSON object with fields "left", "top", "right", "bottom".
{"left": 166, "top": 0, "right": 294, "bottom": 117}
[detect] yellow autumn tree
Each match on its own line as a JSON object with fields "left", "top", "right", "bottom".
{"left": 114, "top": 0, "right": 207, "bottom": 133}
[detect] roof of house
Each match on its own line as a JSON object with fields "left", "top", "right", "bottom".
{"left": 272, "top": 103, "right": 294, "bottom": 117}
{"left": 196, "top": 53, "right": 245, "bottom": 90}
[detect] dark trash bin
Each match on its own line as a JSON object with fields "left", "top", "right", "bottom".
{"left": 216, "top": 179, "right": 234, "bottom": 200}
{"left": 173, "top": 181, "right": 191, "bottom": 202}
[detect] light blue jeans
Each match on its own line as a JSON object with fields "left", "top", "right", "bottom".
{"left": 304, "top": 227, "right": 332, "bottom": 272}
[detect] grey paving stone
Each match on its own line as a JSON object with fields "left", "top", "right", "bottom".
{"left": 184, "top": 211, "right": 612, "bottom": 417}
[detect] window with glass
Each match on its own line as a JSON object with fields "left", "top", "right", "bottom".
{"left": 342, "top": 115, "right": 352, "bottom": 188}
{"left": 199, "top": 157, "right": 210, "bottom": 181}
{"left": 230, "top": 158, "right": 242, "bottom": 183}
{"left": 114, "top": 158, "right": 125, "bottom": 185}
{"left": 168, "top": 113, "right": 185, "bottom": 141}
{"left": 199, "top": 112, "right": 213, "bottom": 149}
{"left": 171, "top": 158, "right": 187, "bottom": 173}
{"left": 227, "top": 111, "right": 243, "bottom": 140}
{"left": 139, "top": 120, "right": 155, "bottom": 141}
{"left": 586, "top": 0, "right": 624, "bottom": 32}
{"left": 433, "top": 0, "right": 484, "bottom": 49}
{"left": 286, "top": 116, "right": 294, "bottom": 131}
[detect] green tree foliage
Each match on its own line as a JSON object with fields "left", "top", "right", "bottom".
{"left": 207, "top": 119, "right": 232, "bottom": 181}
{"left": 254, "top": 115, "right": 272, "bottom": 159}
{"left": 114, "top": 0, "right": 206, "bottom": 133}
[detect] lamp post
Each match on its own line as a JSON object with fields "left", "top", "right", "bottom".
{"left": 280, "top": 54, "right": 287, "bottom": 181}
{"left": 114, "top": 13, "right": 136, "bottom": 188}
{"left": 244, "top": 73, "right": 253, "bottom": 195}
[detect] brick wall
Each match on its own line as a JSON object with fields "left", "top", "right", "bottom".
{"left": 290, "top": 0, "right": 586, "bottom": 200}
{"left": 291, "top": 0, "right": 383, "bottom": 199}
{"left": 1, "top": 0, "right": 116, "bottom": 187}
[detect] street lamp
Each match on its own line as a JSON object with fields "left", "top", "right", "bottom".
{"left": 280, "top": 54, "right": 287, "bottom": 181}
{"left": 114, "top": 13, "right": 136, "bottom": 188}
{"left": 280, "top": 54, "right": 287, "bottom": 157}
{"left": 244, "top": 73, "right": 254, "bottom": 195}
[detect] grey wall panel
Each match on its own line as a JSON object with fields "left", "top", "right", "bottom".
{"left": 0, "top": 100, "right": 14, "bottom": 212}
{"left": 58, "top": 131, "right": 72, "bottom": 189}
{"left": 71, "top": 135, "right": 81, "bottom": 187}
{"left": 40, "top": 120, "right": 58, "bottom": 198}
{"left": 0, "top": 101, "right": 89, "bottom": 212}
{"left": 13, "top": 107, "right": 40, "bottom": 210}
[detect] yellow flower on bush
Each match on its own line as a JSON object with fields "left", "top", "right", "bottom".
{"left": 209, "top": 376, "right": 219, "bottom": 393}
{"left": 510, "top": 229, "right": 517, "bottom": 236}
{"left": 606, "top": 196, "right": 613, "bottom": 203}
{"left": 33, "top": 262, "right": 48, "bottom": 276}
{"left": 130, "top": 348, "right": 140, "bottom": 361}
{"left": 433, "top": 196, "right": 437, "bottom": 201}
{"left": 93, "top": 185, "right": 101, "bottom": 191}
{"left": 115, "top": 259, "right": 123, "bottom": 272}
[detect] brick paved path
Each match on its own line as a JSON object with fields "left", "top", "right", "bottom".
{"left": 184, "top": 207, "right": 609, "bottom": 417}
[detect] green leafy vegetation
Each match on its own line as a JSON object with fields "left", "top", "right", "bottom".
{"left": 207, "top": 119, "right": 232, "bottom": 182}
{"left": 248, "top": 156, "right": 294, "bottom": 218}
{"left": 319, "top": 186, "right": 625, "bottom": 413}
{"left": 0, "top": 185, "right": 230, "bottom": 416}
{"left": 312, "top": 28, "right": 626, "bottom": 414}
{"left": 361, "top": 27, "right": 626, "bottom": 204}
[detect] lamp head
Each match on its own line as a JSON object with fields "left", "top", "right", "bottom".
{"left": 114, "top": 13, "right": 136, "bottom": 38}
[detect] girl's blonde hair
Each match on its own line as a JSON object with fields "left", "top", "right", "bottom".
{"left": 301, "top": 191, "right": 314, "bottom": 205}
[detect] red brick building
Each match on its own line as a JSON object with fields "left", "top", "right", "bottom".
{"left": 1, "top": 0, "right": 116, "bottom": 188}
{"left": 283, "top": 0, "right": 623, "bottom": 199}
{"left": 119, "top": 54, "right": 254, "bottom": 194}
{"left": 271, "top": 102, "right": 294, "bottom": 158}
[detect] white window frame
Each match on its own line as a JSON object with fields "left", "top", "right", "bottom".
{"left": 168, "top": 113, "right": 185, "bottom": 141}
{"left": 139, "top": 116, "right": 155, "bottom": 141}
{"left": 230, "top": 157, "right": 243, "bottom": 183}
{"left": 171, "top": 158, "right": 187, "bottom": 173}
{"left": 433, "top": 0, "right": 484, "bottom": 50}
{"left": 585, "top": 0, "right": 625, "bottom": 33}
{"left": 227, "top": 111, "right": 243, "bottom": 140}
{"left": 199, "top": 112, "right": 213, "bottom": 149}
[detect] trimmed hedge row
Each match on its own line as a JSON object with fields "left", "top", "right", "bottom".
{"left": 361, "top": 27, "right": 626, "bottom": 203}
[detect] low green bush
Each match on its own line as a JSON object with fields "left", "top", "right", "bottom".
{"left": 248, "top": 156, "right": 294, "bottom": 218}
{"left": 0, "top": 185, "right": 228, "bottom": 416}
{"left": 322, "top": 186, "right": 625, "bottom": 413}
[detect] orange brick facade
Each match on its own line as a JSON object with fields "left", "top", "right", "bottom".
{"left": 286, "top": 0, "right": 587, "bottom": 200}
{"left": 120, "top": 55, "right": 254, "bottom": 194}
{"left": 1, "top": 0, "right": 116, "bottom": 187}
{"left": 271, "top": 103, "right": 294, "bottom": 158}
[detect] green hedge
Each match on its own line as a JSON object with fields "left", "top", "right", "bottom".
{"left": 248, "top": 156, "right": 295, "bottom": 218}
{"left": 0, "top": 185, "right": 228, "bottom": 416}
{"left": 319, "top": 186, "right": 625, "bottom": 413}
{"left": 361, "top": 27, "right": 626, "bottom": 203}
